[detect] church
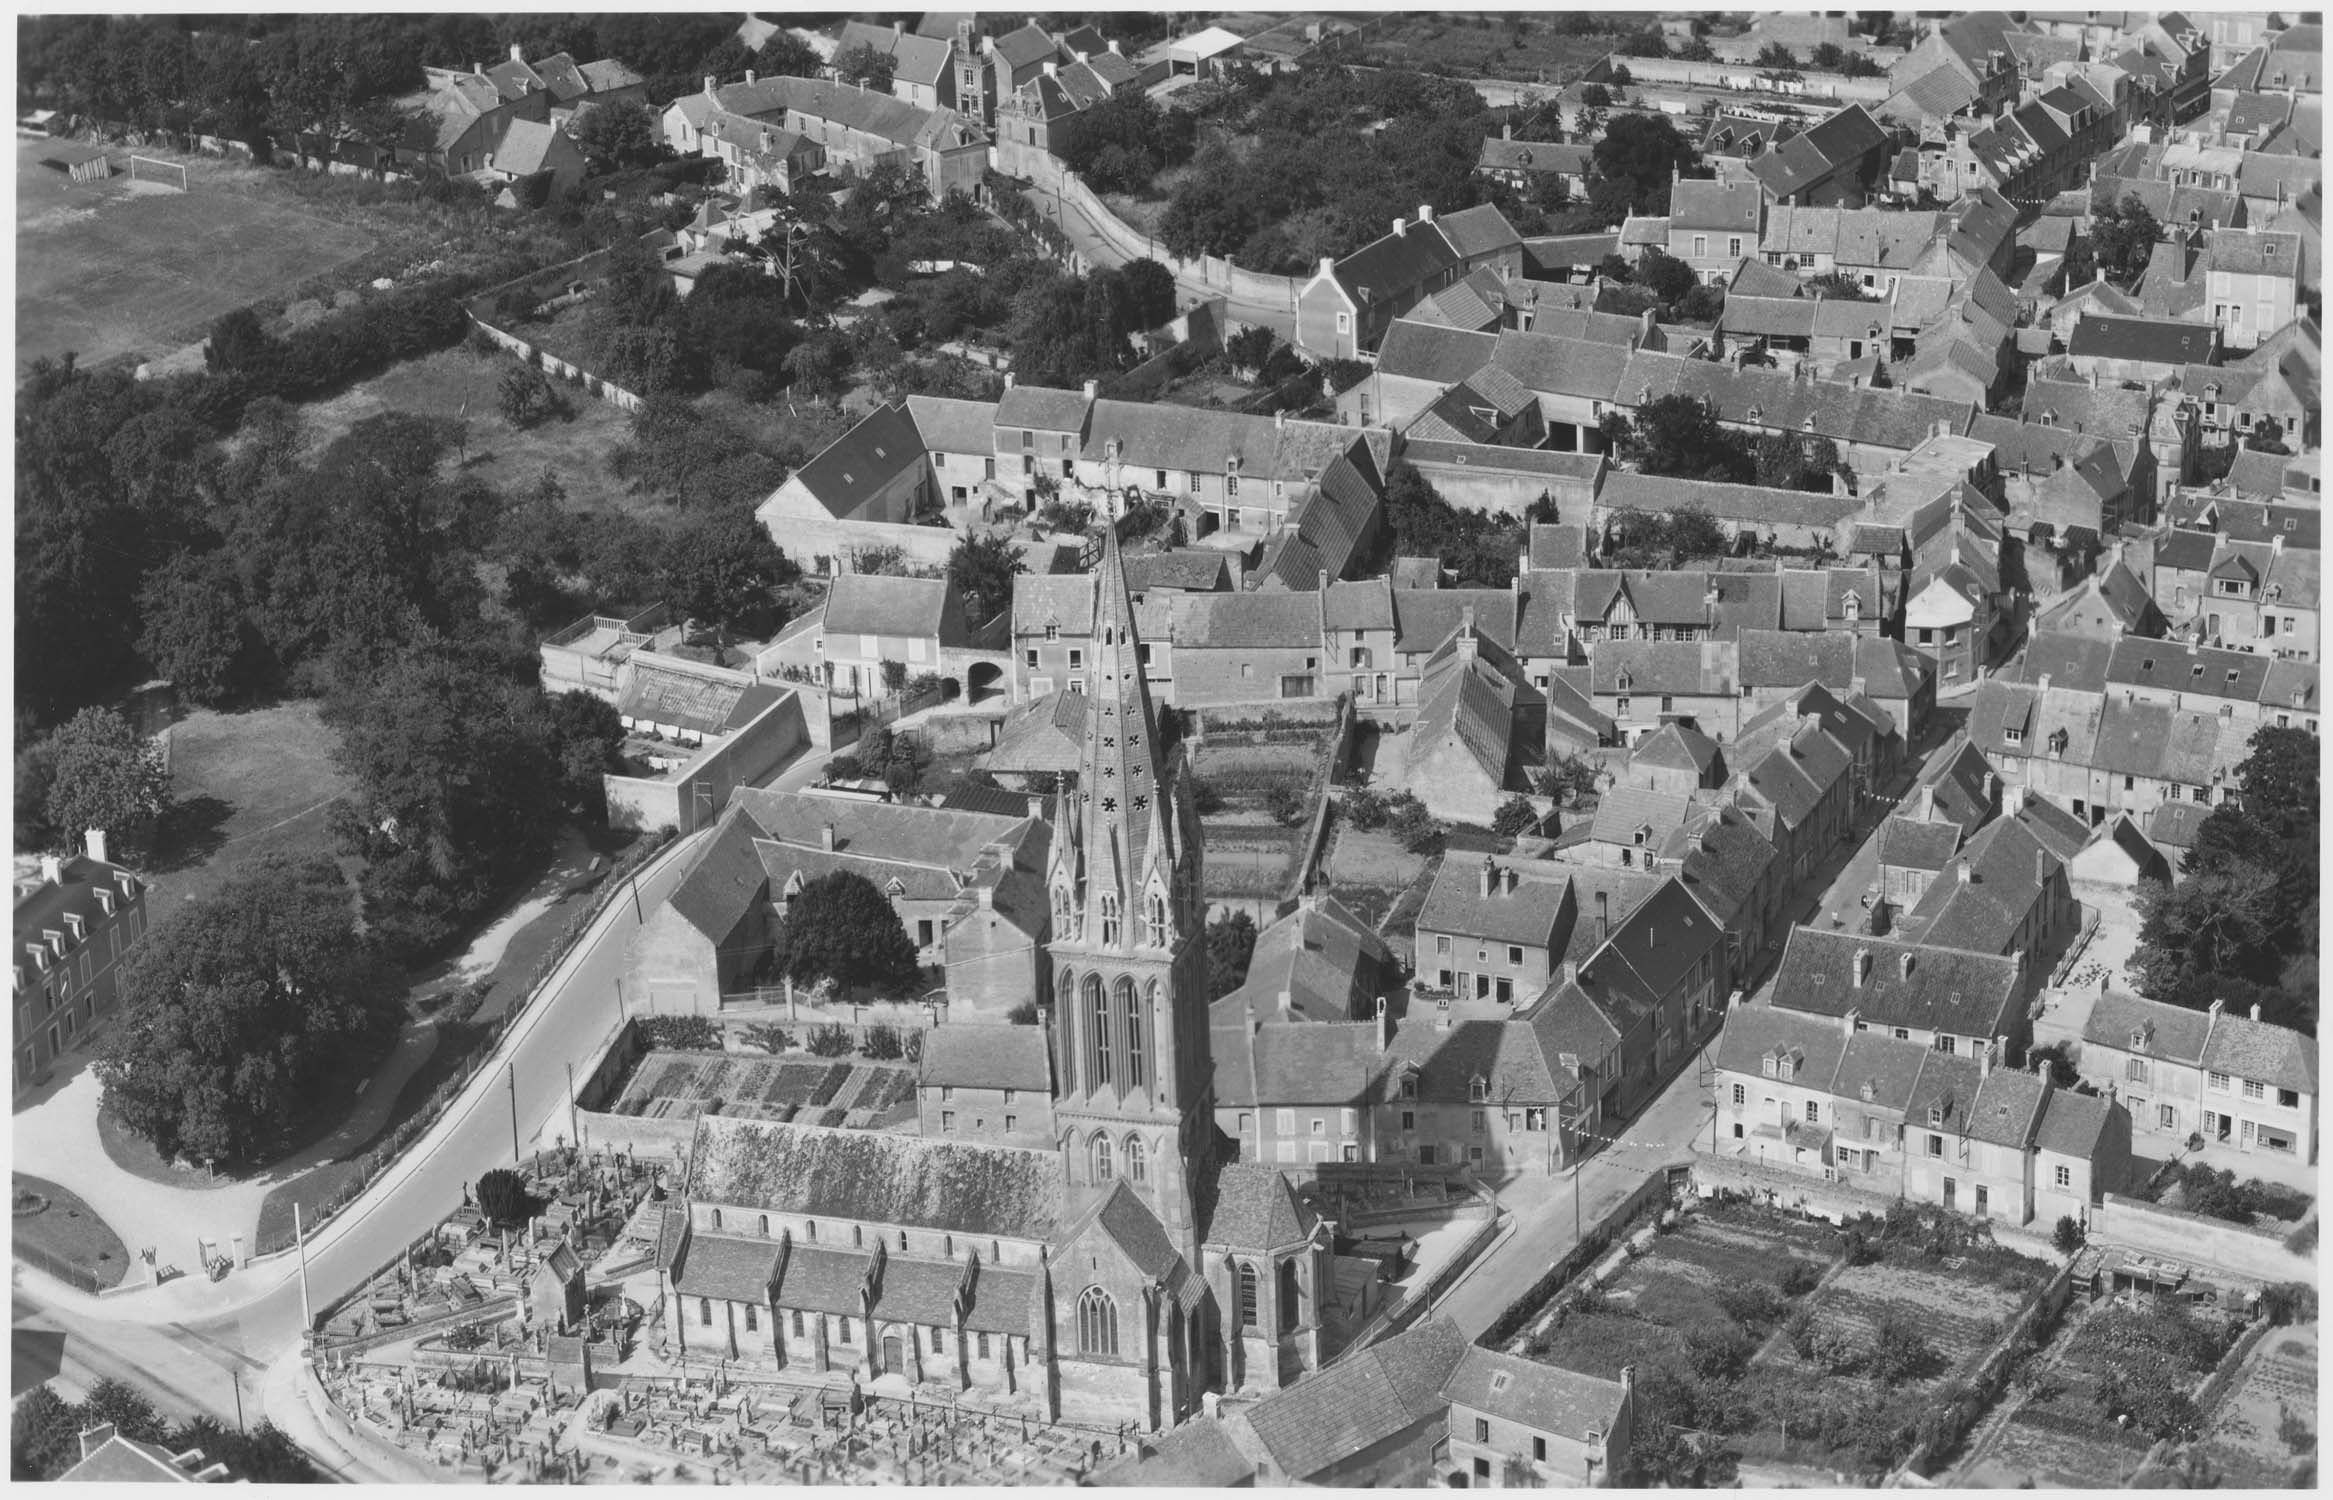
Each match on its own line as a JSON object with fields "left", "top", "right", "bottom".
{"left": 656, "top": 530, "right": 1333, "bottom": 1429}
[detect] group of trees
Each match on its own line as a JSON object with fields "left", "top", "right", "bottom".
{"left": 2083, "top": 194, "right": 2164, "bottom": 288}
{"left": 771, "top": 871, "right": 924, "bottom": 992}
{"left": 1599, "top": 506, "right": 1732, "bottom": 569}
{"left": 1056, "top": 89, "right": 1198, "bottom": 196}
{"left": 1380, "top": 459, "right": 1552, "bottom": 588}
{"left": 18, "top": 13, "right": 805, "bottom": 160}
{"left": 14, "top": 1379, "right": 319, "bottom": 1483}
{"left": 2132, "top": 726, "right": 2317, "bottom": 1032}
{"left": 15, "top": 708, "right": 174, "bottom": 863}
{"left": 1597, "top": 245, "right": 1725, "bottom": 323}
{"left": 1599, "top": 394, "right": 1757, "bottom": 485}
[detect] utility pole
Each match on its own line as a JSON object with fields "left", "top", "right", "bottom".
{"left": 292, "top": 1203, "right": 314, "bottom": 1335}
{"left": 232, "top": 1371, "right": 245, "bottom": 1434}
{"left": 507, "top": 1061, "right": 521, "bottom": 1163}
{"left": 566, "top": 1061, "right": 580, "bottom": 1149}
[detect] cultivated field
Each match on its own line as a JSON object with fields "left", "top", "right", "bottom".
{"left": 612, "top": 1049, "right": 919, "bottom": 1129}
{"left": 142, "top": 701, "right": 355, "bottom": 917}
{"left": 2196, "top": 1323, "right": 2317, "bottom": 1487}
{"left": 1191, "top": 728, "right": 1334, "bottom": 907}
{"left": 16, "top": 139, "right": 376, "bottom": 374}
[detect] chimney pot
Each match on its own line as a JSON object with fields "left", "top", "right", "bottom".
{"left": 1392, "top": 216, "right": 1406, "bottom": 238}
{"left": 2250, "top": 1003, "right": 2261, "bottom": 1022}
{"left": 1417, "top": 203, "right": 1434, "bottom": 223}
{"left": 1480, "top": 856, "right": 1497, "bottom": 898}
{"left": 704, "top": 74, "right": 718, "bottom": 98}
{"left": 1277, "top": 989, "right": 1293, "bottom": 1017}
{"left": 510, "top": 42, "right": 525, "bottom": 63}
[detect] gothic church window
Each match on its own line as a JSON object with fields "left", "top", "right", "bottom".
{"left": 1077, "top": 1286, "right": 1119, "bottom": 1356}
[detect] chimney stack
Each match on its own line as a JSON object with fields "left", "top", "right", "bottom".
{"left": 2250, "top": 1003, "right": 2261, "bottom": 1022}
{"left": 1481, "top": 856, "right": 1498, "bottom": 898}
{"left": 821, "top": 822, "right": 837, "bottom": 851}
{"left": 746, "top": 68, "right": 757, "bottom": 85}
{"left": 1842, "top": 1007, "right": 1859, "bottom": 1038}
{"left": 1391, "top": 215, "right": 1407, "bottom": 238}
{"left": 1562, "top": 959, "right": 1579, "bottom": 987}
{"left": 39, "top": 854, "right": 61, "bottom": 886}
{"left": 1278, "top": 989, "right": 1293, "bottom": 1019}
{"left": 1955, "top": 857, "right": 1971, "bottom": 886}
{"left": 705, "top": 74, "right": 719, "bottom": 98}
{"left": 1918, "top": 785, "right": 1935, "bottom": 821}
{"left": 1853, "top": 948, "right": 1871, "bottom": 987}
{"left": 1376, "top": 996, "right": 1389, "bottom": 1052}
{"left": 1899, "top": 951, "right": 1915, "bottom": 980}
{"left": 1417, "top": 204, "right": 1434, "bottom": 224}
{"left": 1981, "top": 1038, "right": 1995, "bottom": 1079}
{"left": 84, "top": 830, "right": 107, "bottom": 866}
{"left": 1594, "top": 890, "right": 1609, "bottom": 945}
{"left": 2004, "top": 784, "right": 2026, "bottom": 818}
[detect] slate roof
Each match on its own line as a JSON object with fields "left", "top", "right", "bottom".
{"left": 2146, "top": 800, "right": 2210, "bottom": 854}
{"left": 670, "top": 1231, "right": 779, "bottom": 1301}
{"left": 1211, "top": 1018, "right": 1386, "bottom": 1109}
{"left": 1589, "top": 786, "right": 1692, "bottom": 850}
{"left": 1206, "top": 1164, "right": 1319, "bottom": 1252}
{"left": 1630, "top": 722, "right": 1720, "bottom": 778}
{"left": 1443, "top": 1346, "right": 1630, "bottom": 1443}
{"left": 1123, "top": 550, "right": 1232, "bottom": 594}
{"left": 775, "top": 1244, "right": 873, "bottom": 1314}
{"left": 1528, "top": 523, "right": 1590, "bottom": 570}
{"left": 1375, "top": 319, "right": 1501, "bottom": 385}
{"left": 998, "top": 382, "right": 1094, "bottom": 433}
{"left": 2106, "top": 638, "right": 2268, "bottom": 702}
{"left": 1239, "top": 1316, "right": 1471, "bottom": 1480}
{"left": 1669, "top": 176, "right": 1764, "bottom": 233}
{"left": 1968, "top": 1067, "right": 2051, "bottom": 1148}
{"left": 1013, "top": 572, "right": 1096, "bottom": 637}
{"left": 1878, "top": 816, "right": 1963, "bottom": 871}
{"left": 871, "top": 1254, "right": 968, "bottom": 1325}
{"left": 667, "top": 810, "right": 771, "bottom": 942}
{"left": 1221, "top": 894, "right": 1401, "bottom": 1027}
{"left": 2032, "top": 1087, "right": 2115, "bottom": 1160}
{"left": 1586, "top": 877, "right": 1724, "bottom": 1013}
{"left": 823, "top": 573, "right": 952, "bottom": 639}
{"left": 788, "top": 402, "right": 926, "bottom": 515}
{"left": 918, "top": 1023, "right": 1052, "bottom": 1091}
{"left": 1592, "top": 639, "right": 1737, "bottom": 697}
{"left": 1749, "top": 103, "right": 1889, "bottom": 200}
{"left": 1899, "top": 815, "right": 2063, "bottom": 953}
{"left": 2068, "top": 314, "right": 2217, "bottom": 366}
{"left": 2084, "top": 988, "right": 2214, "bottom": 1063}
{"left": 688, "top": 1116, "right": 1066, "bottom": 1239}
{"left": 1333, "top": 215, "right": 1464, "bottom": 310}
{"left": 1171, "top": 591, "right": 1320, "bottom": 650}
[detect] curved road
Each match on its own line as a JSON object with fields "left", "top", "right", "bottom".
{"left": 14, "top": 829, "right": 709, "bottom": 1378}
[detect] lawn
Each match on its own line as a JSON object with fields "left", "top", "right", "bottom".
{"left": 16, "top": 139, "right": 376, "bottom": 375}
{"left": 293, "top": 343, "right": 642, "bottom": 517}
{"left": 141, "top": 701, "right": 355, "bottom": 919}
{"left": 13, "top": 1173, "right": 130, "bottom": 1290}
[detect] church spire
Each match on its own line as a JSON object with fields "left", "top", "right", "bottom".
{"left": 1076, "top": 527, "right": 1176, "bottom": 931}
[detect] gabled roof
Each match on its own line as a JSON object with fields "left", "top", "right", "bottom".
{"left": 823, "top": 572, "right": 955, "bottom": 639}
{"left": 1668, "top": 176, "right": 1764, "bottom": 233}
{"left": 918, "top": 1023, "right": 1052, "bottom": 1091}
{"left": 1374, "top": 318, "right": 1501, "bottom": 386}
{"left": 1238, "top": 1316, "right": 1471, "bottom": 1481}
{"left": 1768, "top": 927, "right": 2020, "bottom": 1039}
{"left": 785, "top": 401, "right": 926, "bottom": 516}
{"left": 2068, "top": 313, "right": 2217, "bottom": 366}
{"left": 1443, "top": 1346, "right": 1630, "bottom": 1443}
{"left": 1417, "top": 858, "right": 1568, "bottom": 948}
{"left": 1332, "top": 215, "right": 1464, "bottom": 310}
{"left": 1749, "top": 103, "right": 1889, "bottom": 199}
{"left": 2201, "top": 1010, "right": 2317, "bottom": 1094}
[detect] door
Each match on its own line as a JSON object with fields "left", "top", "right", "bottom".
{"left": 1974, "top": 1185, "right": 1989, "bottom": 1219}
{"left": 1943, "top": 1178, "right": 1957, "bottom": 1211}
{"left": 881, "top": 1335, "right": 903, "bottom": 1376}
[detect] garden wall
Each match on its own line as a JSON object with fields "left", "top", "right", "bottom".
{"left": 1056, "top": 169, "right": 1301, "bottom": 313}
{"left": 605, "top": 691, "right": 809, "bottom": 836}
{"left": 1688, "top": 1151, "right": 1902, "bottom": 1224}
{"left": 299, "top": 1361, "right": 447, "bottom": 1484}
{"left": 2091, "top": 1193, "right": 2311, "bottom": 1285}
{"left": 573, "top": 1108, "right": 700, "bottom": 1161}
{"left": 1591, "top": 54, "right": 1892, "bottom": 102}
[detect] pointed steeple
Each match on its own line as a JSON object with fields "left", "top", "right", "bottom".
{"left": 1076, "top": 528, "right": 1176, "bottom": 935}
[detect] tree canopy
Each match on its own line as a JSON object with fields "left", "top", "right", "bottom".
{"left": 39, "top": 707, "right": 173, "bottom": 860}
{"left": 97, "top": 854, "right": 403, "bottom": 1165}
{"left": 774, "top": 870, "right": 923, "bottom": 991}
{"left": 948, "top": 530, "right": 1027, "bottom": 624}
{"left": 1602, "top": 395, "right": 1755, "bottom": 484}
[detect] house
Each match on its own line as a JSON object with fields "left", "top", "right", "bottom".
{"left": 1666, "top": 177, "right": 1766, "bottom": 285}
{"left": 1377, "top": 993, "right": 1591, "bottom": 1175}
{"left": 2065, "top": 313, "right": 2223, "bottom": 385}
{"left": 2053, "top": 986, "right": 2317, "bottom": 1180}
{"left": 1477, "top": 126, "right": 1593, "bottom": 202}
{"left": 696, "top": 111, "right": 824, "bottom": 197}
{"left": 1295, "top": 203, "right": 1526, "bottom": 359}
{"left": 1211, "top": 1011, "right": 1389, "bottom": 1168}
{"left": 1216, "top": 893, "right": 1404, "bottom": 1030}
{"left": 1762, "top": 926, "right": 2027, "bottom": 1058}
{"left": 1403, "top": 619, "right": 1542, "bottom": 824}
{"left": 1713, "top": 1002, "right": 2133, "bottom": 1226}
{"left": 917, "top": 1023, "right": 1057, "bottom": 1146}
{"left": 1747, "top": 103, "right": 1893, "bottom": 208}
{"left": 833, "top": 19, "right": 961, "bottom": 112}
{"left": 628, "top": 790, "right": 1048, "bottom": 1013}
{"left": 12, "top": 833, "right": 147, "bottom": 1093}
{"left": 1440, "top": 1347, "right": 1635, "bottom": 1488}
{"left": 57, "top": 1424, "right": 229, "bottom": 1484}
{"left": 992, "top": 45, "right": 1141, "bottom": 177}
{"left": 480, "top": 116, "right": 586, "bottom": 202}
{"left": 2198, "top": 228, "right": 2304, "bottom": 352}
{"left": 661, "top": 74, "right": 989, "bottom": 203}
{"left": 786, "top": 572, "right": 988, "bottom": 699}
{"left": 1414, "top": 857, "right": 1576, "bottom": 1007}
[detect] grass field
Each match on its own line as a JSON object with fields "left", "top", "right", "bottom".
{"left": 16, "top": 139, "right": 377, "bottom": 374}
{"left": 13, "top": 1173, "right": 130, "bottom": 1290}
{"left": 296, "top": 343, "right": 642, "bottom": 515}
{"left": 1356, "top": 14, "right": 1621, "bottom": 84}
{"left": 142, "top": 701, "right": 354, "bottom": 917}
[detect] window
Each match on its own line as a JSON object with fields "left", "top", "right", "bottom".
{"left": 1091, "top": 1133, "right": 1114, "bottom": 1182}
{"left": 1805, "top": 1100, "right": 1820, "bottom": 1123}
{"left": 2209, "top": 1071, "right": 2231, "bottom": 1092}
{"left": 1237, "top": 1262, "right": 1260, "bottom": 1327}
{"left": 1077, "top": 1286, "right": 1119, "bottom": 1356}
{"left": 1927, "top": 1134, "right": 1943, "bottom": 1158}
{"left": 1436, "top": 935, "right": 1452, "bottom": 955}
{"left": 1475, "top": 1418, "right": 1492, "bottom": 1443}
{"left": 1401, "top": 1109, "right": 1416, "bottom": 1130}
{"left": 744, "top": 1304, "right": 758, "bottom": 1332}
{"left": 838, "top": 1318, "right": 853, "bottom": 1344}
{"left": 1732, "top": 1083, "right": 1746, "bottom": 1106}
{"left": 1533, "top": 1437, "right": 1547, "bottom": 1462}
{"left": 1311, "top": 1117, "right": 1325, "bottom": 1136}
{"left": 2125, "top": 1057, "right": 2148, "bottom": 1083}
{"left": 2279, "top": 1088, "right": 2300, "bottom": 1108}
{"left": 1277, "top": 1107, "right": 1296, "bottom": 1133}
{"left": 710, "top": 1208, "right": 722, "bottom": 1230}
{"left": 1025, "top": 649, "right": 1038, "bottom": 668}
{"left": 2158, "top": 1104, "right": 2178, "bottom": 1130}
{"left": 1474, "top": 1457, "right": 1492, "bottom": 1480}
{"left": 1693, "top": 235, "right": 1708, "bottom": 256}
{"left": 1335, "top": 311, "right": 1350, "bottom": 335}
{"left": 1471, "top": 1110, "right": 1486, "bottom": 1133}
{"left": 1126, "top": 1135, "right": 1147, "bottom": 1183}
{"left": 792, "top": 1311, "right": 805, "bottom": 1337}
{"left": 2054, "top": 1164, "right": 2072, "bottom": 1189}
{"left": 2243, "top": 1078, "right": 2264, "bottom": 1099}
{"left": 1525, "top": 1107, "right": 1546, "bottom": 1131}
{"left": 699, "top": 1298, "right": 713, "bottom": 1326}
{"left": 977, "top": 1332, "right": 991, "bottom": 1359}
{"left": 1616, "top": 696, "right": 1632, "bottom": 716}
{"left": 931, "top": 1327, "right": 946, "bottom": 1353}
{"left": 2004, "top": 727, "right": 2024, "bottom": 746}
{"left": 1068, "top": 648, "right": 1085, "bottom": 670}
{"left": 1239, "top": 1111, "right": 1254, "bottom": 1133}
{"left": 942, "top": 1110, "right": 956, "bottom": 1131}
{"left": 1005, "top": 1115, "right": 1017, "bottom": 1132}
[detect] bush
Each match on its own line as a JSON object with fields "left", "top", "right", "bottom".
{"left": 740, "top": 1023, "right": 795, "bottom": 1054}
{"left": 1715, "top": 1280, "right": 1787, "bottom": 1331}
{"left": 1385, "top": 791, "right": 1442, "bottom": 854}
{"left": 1342, "top": 786, "right": 1388, "bottom": 831}
{"left": 1684, "top": 1323, "right": 1753, "bottom": 1381}
{"left": 2053, "top": 1214, "right": 2084, "bottom": 1254}
{"left": 1006, "top": 1000, "right": 1039, "bottom": 1025}
{"left": 806, "top": 1024, "right": 855, "bottom": 1058}
{"left": 1777, "top": 1260, "right": 1822, "bottom": 1298}
{"left": 1264, "top": 783, "right": 1306, "bottom": 826}
{"left": 475, "top": 1168, "right": 534, "bottom": 1228}
{"left": 860, "top": 1024, "right": 905, "bottom": 1061}
{"left": 1871, "top": 1312, "right": 1940, "bottom": 1388}
{"left": 637, "top": 1015, "right": 722, "bottom": 1051}
{"left": 2261, "top": 1282, "right": 2318, "bottom": 1326}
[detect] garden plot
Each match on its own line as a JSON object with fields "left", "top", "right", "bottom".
{"left": 1784, "top": 1259, "right": 2031, "bottom": 1383}
{"left": 610, "top": 1050, "right": 916, "bottom": 1128}
{"left": 2196, "top": 1323, "right": 2317, "bottom": 1488}
{"left": 1951, "top": 1293, "right": 2241, "bottom": 1488}
{"left": 1191, "top": 733, "right": 1333, "bottom": 904}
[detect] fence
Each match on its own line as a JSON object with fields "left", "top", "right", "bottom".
{"left": 1287, "top": 694, "right": 1358, "bottom": 905}
{"left": 253, "top": 829, "right": 678, "bottom": 1258}
{"left": 17, "top": 1240, "right": 105, "bottom": 1295}
{"left": 1476, "top": 1168, "right": 1677, "bottom": 1348}
{"left": 1896, "top": 1255, "right": 2080, "bottom": 1479}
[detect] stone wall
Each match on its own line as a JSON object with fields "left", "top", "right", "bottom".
{"left": 2092, "top": 1193, "right": 2312, "bottom": 1285}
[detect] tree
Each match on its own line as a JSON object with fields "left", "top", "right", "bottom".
{"left": 1870, "top": 1313, "right": 1939, "bottom": 1387}
{"left": 545, "top": 689, "right": 624, "bottom": 823}
{"left": 167, "top": 1419, "right": 322, "bottom": 1484}
{"left": 2090, "top": 194, "right": 2163, "bottom": 286}
{"left": 498, "top": 364, "right": 557, "bottom": 428}
{"left": 1590, "top": 113, "right": 1699, "bottom": 217}
{"left": 1756, "top": 42, "right": 1800, "bottom": 69}
{"left": 2053, "top": 1214, "right": 2084, "bottom": 1254}
{"left": 568, "top": 96, "right": 656, "bottom": 174}
{"left": 1227, "top": 323, "right": 1278, "bottom": 376}
{"left": 1634, "top": 247, "right": 1698, "bottom": 305}
{"left": 137, "top": 552, "right": 261, "bottom": 708}
{"left": 947, "top": 530, "right": 1026, "bottom": 624}
{"left": 97, "top": 854, "right": 402, "bottom": 1166}
{"left": 475, "top": 1166, "right": 534, "bottom": 1228}
{"left": 832, "top": 41, "right": 895, "bottom": 91}
{"left": 662, "top": 502, "right": 795, "bottom": 634}
{"left": 12, "top": 1386, "right": 83, "bottom": 1481}
{"left": 42, "top": 707, "right": 173, "bottom": 860}
{"left": 1614, "top": 395, "right": 1755, "bottom": 483}
{"left": 776, "top": 871, "right": 922, "bottom": 990}
{"left": 2244, "top": 415, "right": 2293, "bottom": 454}
{"left": 1118, "top": 257, "right": 1178, "bottom": 332}
{"left": 1492, "top": 796, "right": 1539, "bottom": 839}
{"left": 1205, "top": 910, "right": 1258, "bottom": 1001}
{"left": 783, "top": 324, "right": 855, "bottom": 400}
{"left": 1806, "top": 270, "right": 1869, "bottom": 301}
{"left": 205, "top": 306, "right": 275, "bottom": 376}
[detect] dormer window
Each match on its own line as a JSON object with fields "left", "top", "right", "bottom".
{"left": 1398, "top": 1072, "right": 1418, "bottom": 1100}
{"left": 1928, "top": 1105, "right": 1945, "bottom": 1126}
{"left": 1468, "top": 1075, "right": 1488, "bottom": 1103}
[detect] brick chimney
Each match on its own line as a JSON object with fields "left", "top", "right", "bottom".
{"left": 2004, "top": 784, "right": 2025, "bottom": 818}
{"left": 1955, "top": 857, "right": 1971, "bottom": 886}
{"left": 1480, "top": 855, "right": 1498, "bottom": 898}
{"left": 1899, "top": 951, "right": 1915, "bottom": 980}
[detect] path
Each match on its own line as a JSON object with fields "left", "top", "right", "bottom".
{"left": 1017, "top": 177, "right": 1297, "bottom": 341}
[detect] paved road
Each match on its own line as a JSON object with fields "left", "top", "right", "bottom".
{"left": 1017, "top": 177, "right": 1299, "bottom": 341}
{"left": 17, "top": 826, "right": 710, "bottom": 1355}
{"left": 1429, "top": 1041, "right": 1718, "bottom": 1340}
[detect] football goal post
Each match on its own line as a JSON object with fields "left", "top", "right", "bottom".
{"left": 127, "top": 155, "right": 188, "bottom": 191}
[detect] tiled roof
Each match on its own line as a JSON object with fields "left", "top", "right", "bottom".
{"left": 2201, "top": 1011, "right": 2317, "bottom": 1094}
{"left": 2032, "top": 1087, "right": 2115, "bottom": 1159}
{"left": 688, "top": 1116, "right": 1066, "bottom": 1239}
{"left": 1443, "top": 1345, "right": 1629, "bottom": 1443}
{"left": 1205, "top": 1163, "right": 1318, "bottom": 1252}
{"left": 2067, "top": 314, "right": 2217, "bottom": 365}
{"left": 1749, "top": 103, "right": 1889, "bottom": 200}
{"left": 787, "top": 401, "right": 926, "bottom": 516}
{"left": 1375, "top": 319, "right": 1501, "bottom": 385}
{"left": 997, "top": 382, "right": 1094, "bottom": 433}
{"left": 1968, "top": 1067, "right": 2050, "bottom": 1148}
{"left": 1669, "top": 176, "right": 1764, "bottom": 233}
{"left": 1013, "top": 572, "right": 1096, "bottom": 637}
{"left": 2084, "top": 988, "right": 2212, "bottom": 1063}
{"left": 1899, "top": 815, "right": 2062, "bottom": 953}
{"left": 667, "top": 810, "right": 771, "bottom": 943}
{"left": 918, "top": 1023, "right": 1052, "bottom": 1091}
{"left": 1878, "top": 814, "right": 1963, "bottom": 871}
{"left": 1170, "top": 591, "right": 1319, "bottom": 650}
{"left": 962, "top": 1263, "right": 1040, "bottom": 1333}
{"left": 1212, "top": 1017, "right": 1385, "bottom": 1108}
{"left": 1592, "top": 639, "right": 1736, "bottom": 697}
{"left": 1528, "top": 523, "right": 1590, "bottom": 570}
{"left": 871, "top": 1254, "right": 967, "bottom": 1325}
{"left": 1585, "top": 877, "right": 1724, "bottom": 1012}
{"left": 1437, "top": 202, "right": 1525, "bottom": 261}
{"left": 775, "top": 1244, "right": 873, "bottom": 1314}
{"left": 1333, "top": 215, "right": 1464, "bottom": 310}
{"left": 1240, "top": 1316, "right": 1470, "bottom": 1480}
{"left": 823, "top": 572, "right": 952, "bottom": 639}
{"left": 1589, "top": 786, "right": 1692, "bottom": 849}
{"left": 1222, "top": 893, "right": 1401, "bottom": 1027}
{"left": 1417, "top": 858, "right": 1568, "bottom": 948}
